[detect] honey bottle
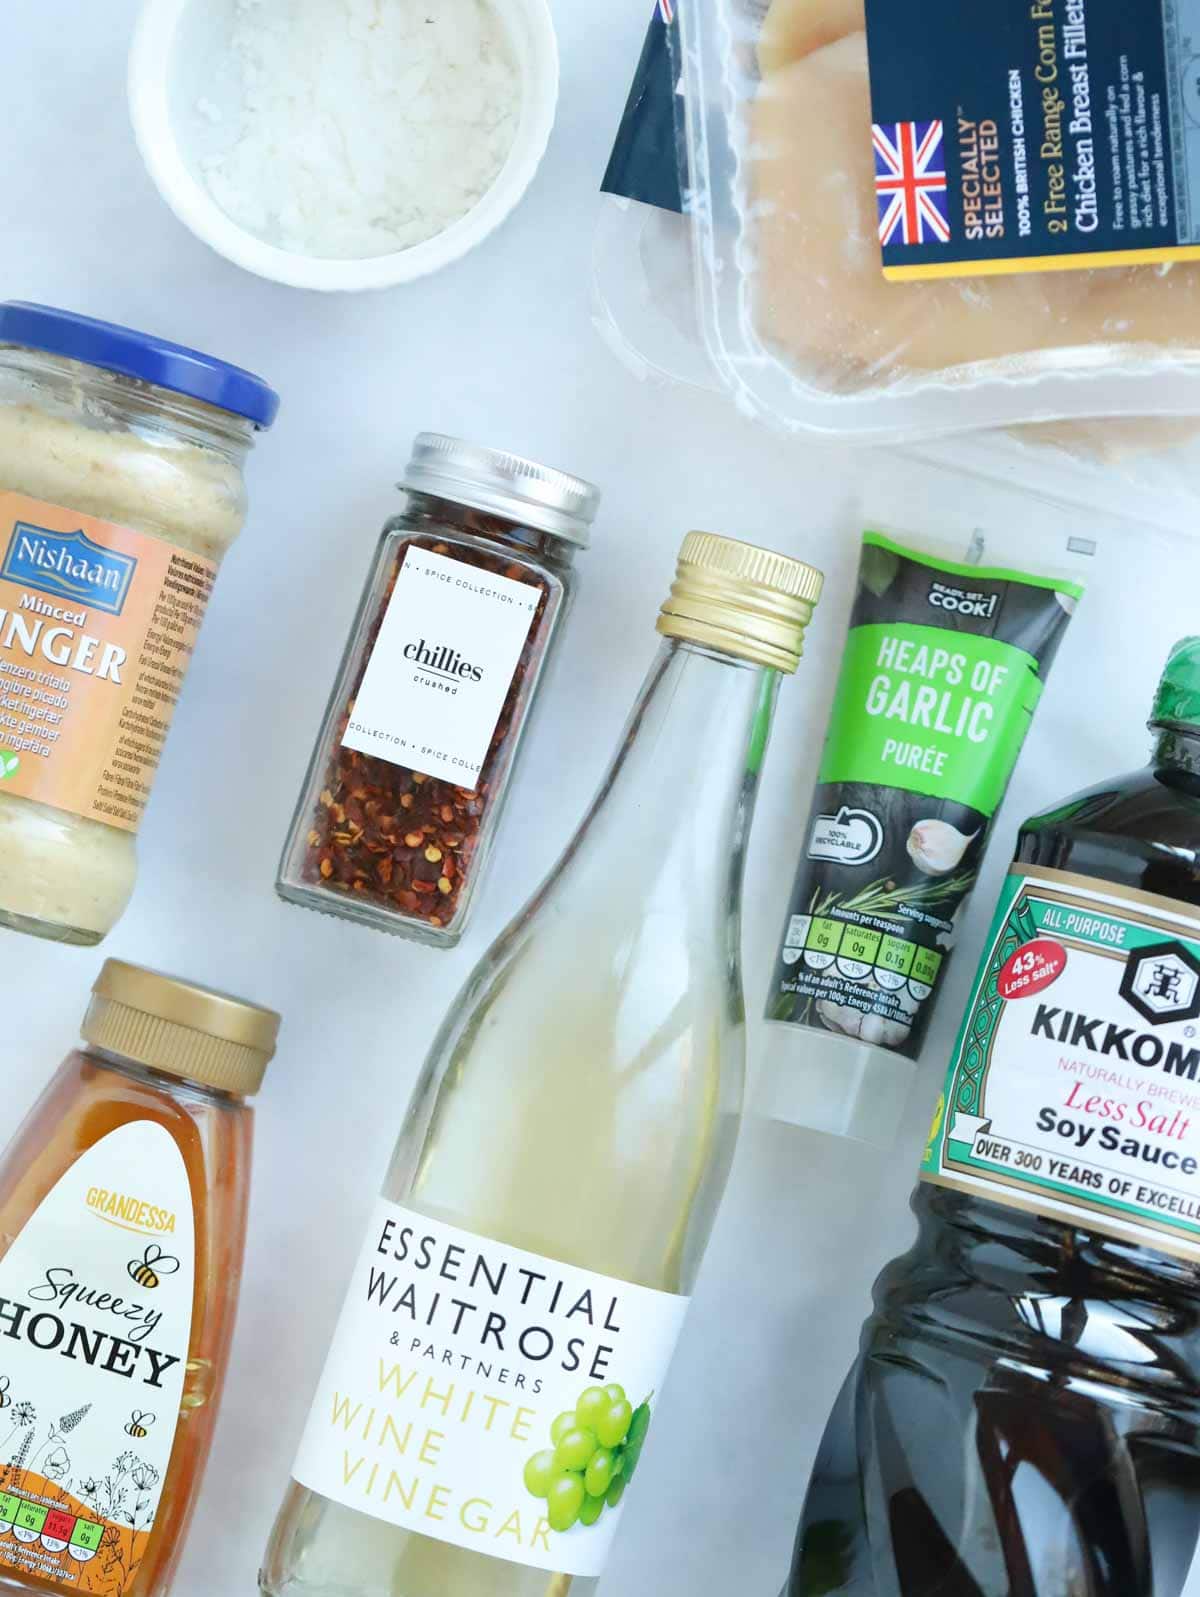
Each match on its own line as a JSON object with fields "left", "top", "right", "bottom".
{"left": 0, "top": 959, "right": 279, "bottom": 1597}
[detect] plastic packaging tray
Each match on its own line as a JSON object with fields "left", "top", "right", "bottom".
{"left": 674, "top": 0, "right": 1200, "bottom": 441}
{"left": 592, "top": 185, "right": 1200, "bottom": 540}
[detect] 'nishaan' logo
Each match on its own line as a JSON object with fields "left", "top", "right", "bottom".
{"left": 1120, "top": 941, "right": 1200, "bottom": 1026}
{"left": 1, "top": 522, "right": 136, "bottom": 616}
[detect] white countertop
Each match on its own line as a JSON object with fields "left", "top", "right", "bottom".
{"left": 7, "top": 4, "right": 1200, "bottom": 1596}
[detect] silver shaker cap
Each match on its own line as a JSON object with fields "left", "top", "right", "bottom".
{"left": 401, "top": 434, "right": 601, "bottom": 547}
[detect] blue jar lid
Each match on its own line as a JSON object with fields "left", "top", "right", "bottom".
{"left": 0, "top": 302, "right": 279, "bottom": 429}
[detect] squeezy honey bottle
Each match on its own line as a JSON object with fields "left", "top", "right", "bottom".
{"left": 0, "top": 959, "right": 279, "bottom": 1597}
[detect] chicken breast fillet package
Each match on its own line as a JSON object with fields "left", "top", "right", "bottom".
{"left": 674, "top": 0, "right": 1200, "bottom": 436}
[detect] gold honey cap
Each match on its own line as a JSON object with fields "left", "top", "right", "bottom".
{"left": 82, "top": 959, "right": 280, "bottom": 1098}
{"left": 656, "top": 531, "right": 824, "bottom": 672}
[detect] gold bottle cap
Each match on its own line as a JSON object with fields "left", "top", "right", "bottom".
{"left": 82, "top": 959, "right": 280, "bottom": 1098}
{"left": 656, "top": 531, "right": 824, "bottom": 672}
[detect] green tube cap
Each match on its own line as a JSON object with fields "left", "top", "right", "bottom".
{"left": 1152, "top": 637, "right": 1200, "bottom": 730}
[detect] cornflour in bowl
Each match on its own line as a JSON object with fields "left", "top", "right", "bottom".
{"left": 194, "top": 0, "right": 521, "bottom": 260}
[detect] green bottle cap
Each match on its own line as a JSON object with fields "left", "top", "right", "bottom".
{"left": 1151, "top": 637, "right": 1200, "bottom": 730}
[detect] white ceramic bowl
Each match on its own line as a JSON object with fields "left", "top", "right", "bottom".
{"left": 128, "top": 0, "right": 559, "bottom": 292}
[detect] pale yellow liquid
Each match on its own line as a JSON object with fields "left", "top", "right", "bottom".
{"left": 261, "top": 645, "right": 769, "bottom": 1597}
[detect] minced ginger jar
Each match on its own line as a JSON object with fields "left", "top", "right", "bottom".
{"left": 0, "top": 302, "right": 278, "bottom": 946}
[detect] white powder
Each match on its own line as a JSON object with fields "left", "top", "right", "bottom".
{"left": 198, "top": 0, "right": 521, "bottom": 259}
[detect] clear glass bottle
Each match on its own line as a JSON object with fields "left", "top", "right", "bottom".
{"left": 277, "top": 435, "right": 600, "bottom": 948}
{"left": 0, "top": 301, "right": 277, "bottom": 946}
{"left": 0, "top": 957, "right": 279, "bottom": 1597}
{"left": 260, "top": 532, "right": 823, "bottom": 1597}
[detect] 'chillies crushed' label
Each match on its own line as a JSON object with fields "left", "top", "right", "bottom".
{"left": 923, "top": 865, "right": 1200, "bottom": 1258}
{"left": 291, "top": 1200, "right": 688, "bottom": 1578}
{"left": 344, "top": 548, "right": 538, "bottom": 789}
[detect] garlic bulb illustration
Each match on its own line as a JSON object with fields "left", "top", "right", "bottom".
{"left": 816, "top": 974, "right": 919, "bottom": 1049}
{"left": 907, "top": 818, "right": 978, "bottom": 876}
{"left": 861, "top": 1012, "right": 912, "bottom": 1047}
{"left": 816, "top": 999, "right": 865, "bottom": 1039}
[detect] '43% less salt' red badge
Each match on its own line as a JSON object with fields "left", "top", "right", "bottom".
{"left": 997, "top": 938, "right": 1068, "bottom": 1000}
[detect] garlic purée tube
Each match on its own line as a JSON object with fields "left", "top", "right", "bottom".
{"left": 0, "top": 373, "right": 246, "bottom": 941}
{"left": 759, "top": 532, "right": 1083, "bottom": 1146}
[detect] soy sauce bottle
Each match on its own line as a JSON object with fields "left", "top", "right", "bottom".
{"left": 788, "top": 637, "right": 1200, "bottom": 1597}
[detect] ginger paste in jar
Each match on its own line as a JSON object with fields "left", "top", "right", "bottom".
{"left": 0, "top": 303, "right": 277, "bottom": 945}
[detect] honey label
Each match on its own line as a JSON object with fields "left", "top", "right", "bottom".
{"left": 0, "top": 492, "right": 217, "bottom": 832}
{"left": 864, "top": 0, "right": 1200, "bottom": 279}
{"left": 291, "top": 1200, "right": 688, "bottom": 1578}
{"left": 0, "top": 1121, "right": 194, "bottom": 1594}
{"left": 922, "top": 866, "right": 1200, "bottom": 1259}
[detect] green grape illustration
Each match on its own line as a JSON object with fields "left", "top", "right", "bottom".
{"left": 522, "top": 1383, "right": 652, "bottom": 1533}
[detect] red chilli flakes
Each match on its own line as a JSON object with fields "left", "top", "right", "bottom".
{"left": 301, "top": 538, "right": 550, "bottom": 931}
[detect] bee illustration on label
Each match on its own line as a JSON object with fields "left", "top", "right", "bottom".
{"left": 125, "top": 1410, "right": 156, "bottom": 1439}
{"left": 0, "top": 1376, "right": 10, "bottom": 1410}
{"left": 127, "top": 1244, "right": 180, "bottom": 1290}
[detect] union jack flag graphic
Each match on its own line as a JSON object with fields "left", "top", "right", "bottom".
{"left": 873, "top": 120, "right": 950, "bottom": 246}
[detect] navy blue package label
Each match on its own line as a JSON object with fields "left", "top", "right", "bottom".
{"left": 864, "top": 0, "right": 1200, "bottom": 279}
{"left": 601, "top": 0, "right": 684, "bottom": 213}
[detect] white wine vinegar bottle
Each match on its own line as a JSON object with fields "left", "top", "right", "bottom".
{"left": 260, "top": 532, "right": 823, "bottom": 1597}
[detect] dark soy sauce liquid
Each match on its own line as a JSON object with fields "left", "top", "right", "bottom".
{"left": 788, "top": 726, "right": 1200, "bottom": 1597}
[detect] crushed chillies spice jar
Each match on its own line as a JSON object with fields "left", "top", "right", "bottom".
{"left": 277, "top": 434, "right": 600, "bottom": 946}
